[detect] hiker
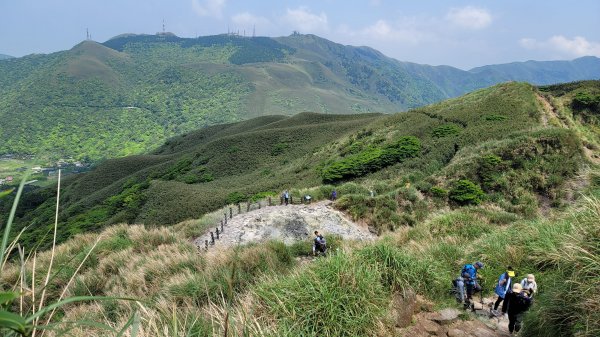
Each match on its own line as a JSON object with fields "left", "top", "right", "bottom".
{"left": 520, "top": 274, "right": 537, "bottom": 297}
{"left": 331, "top": 189, "right": 337, "bottom": 201}
{"left": 461, "top": 261, "right": 484, "bottom": 308}
{"left": 502, "top": 283, "right": 533, "bottom": 334}
{"left": 312, "top": 231, "right": 327, "bottom": 256}
{"left": 283, "top": 190, "right": 290, "bottom": 205}
{"left": 493, "top": 266, "right": 515, "bottom": 313}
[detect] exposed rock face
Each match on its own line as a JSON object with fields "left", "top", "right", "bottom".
{"left": 194, "top": 201, "right": 374, "bottom": 248}
{"left": 397, "top": 307, "right": 511, "bottom": 337}
{"left": 391, "top": 290, "right": 418, "bottom": 328}
{"left": 431, "top": 308, "right": 461, "bottom": 325}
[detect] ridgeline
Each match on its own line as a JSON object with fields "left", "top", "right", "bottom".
{"left": 0, "top": 33, "right": 598, "bottom": 160}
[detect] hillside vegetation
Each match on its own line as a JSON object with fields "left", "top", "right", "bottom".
{"left": 1, "top": 33, "right": 598, "bottom": 160}
{"left": 2, "top": 81, "right": 596, "bottom": 252}
{"left": 1, "top": 81, "right": 600, "bottom": 336}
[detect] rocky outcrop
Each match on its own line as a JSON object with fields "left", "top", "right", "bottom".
{"left": 194, "top": 201, "right": 374, "bottom": 249}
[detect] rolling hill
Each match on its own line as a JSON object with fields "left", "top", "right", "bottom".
{"left": 1, "top": 80, "right": 599, "bottom": 337}
{"left": 0, "top": 33, "right": 598, "bottom": 160}
{"left": 4, "top": 80, "right": 599, "bottom": 251}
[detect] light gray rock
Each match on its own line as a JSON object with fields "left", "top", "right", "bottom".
{"left": 431, "top": 308, "right": 460, "bottom": 325}
{"left": 194, "top": 201, "right": 374, "bottom": 249}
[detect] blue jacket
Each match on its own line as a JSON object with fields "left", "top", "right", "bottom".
{"left": 494, "top": 272, "right": 512, "bottom": 298}
{"left": 461, "top": 264, "right": 477, "bottom": 285}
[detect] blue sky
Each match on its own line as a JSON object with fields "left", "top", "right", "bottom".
{"left": 1, "top": 0, "right": 599, "bottom": 69}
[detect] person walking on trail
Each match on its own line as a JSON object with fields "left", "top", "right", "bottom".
{"left": 461, "top": 261, "right": 484, "bottom": 309}
{"left": 493, "top": 266, "right": 515, "bottom": 313}
{"left": 284, "top": 190, "right": 290, "bottom": 205}
{"left": 312, "top": 231, "right": 327, "bottom": 256}
{"left": 502, "top": 283, "right": 533, "bottom": 334}
{"left": 520, "top": 274, "right": 537, "bottom": 297}
{"left": 331, "top": 189, "right": 337, "bottom": 201}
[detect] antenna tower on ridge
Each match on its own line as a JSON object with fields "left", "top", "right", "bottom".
{"left": 162, "top": 19, "right": 166, "bottom": 33}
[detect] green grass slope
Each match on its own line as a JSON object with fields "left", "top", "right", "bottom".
{"left": 1, "top": 81, "right": 599, "bottom": 337}
{"left": 3, "top": 81, "right": 596, "bottom": 251}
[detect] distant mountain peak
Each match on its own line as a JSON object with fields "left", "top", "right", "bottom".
{"left": 0, "top": 53, "right": 14, "bottom": 60}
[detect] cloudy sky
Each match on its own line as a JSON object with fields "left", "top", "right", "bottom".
{"left": 1, "top": 0, "right": 599, "bottom": 69}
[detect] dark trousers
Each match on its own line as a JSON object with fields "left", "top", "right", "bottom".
{"left": 508, "top": 313, "right": 524, "bottom": 333}
{"left": 494, "top": 296, "right": 504, "bottom": 310}
{"left": 284, "top": 197, "right": 289, "bottom": 205}
{"left": 316, "top": 245, "right": 327, "bottom": 256}
{"left": 466, "top": 283, "right": 481, "bottom": 301}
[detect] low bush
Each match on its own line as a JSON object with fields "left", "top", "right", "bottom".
{"left": 449, "top": 180, "right": 485, "bottom": 205}
{"left": 226, "top": 191, "right": 247, "bottom": 204}
{"left": 430, "top": 186, "right": 448, "bottom": 198}
{"left": 320, "top": 136, "right": 421, "bottom": 183}
{"left": 432, "top": 124, "right": 461, "bottom": 138}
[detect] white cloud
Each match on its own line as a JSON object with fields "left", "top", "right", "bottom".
{"left": 192, "top": 0, "right": 226, "bottom": 19}
{"left": 282, "top": 7, "right": 328, "bottom": 33}
{"left": 519, "top": 35, "right": 600, "bottom": 57}
{"left": 446, "top": 6, "right": 492, "bottom": 30}
{"left": 358, "top": 19, "right": 427, "bottom": 44}
{"left": 231, "top": 12, "right": 270, "bottom": 27}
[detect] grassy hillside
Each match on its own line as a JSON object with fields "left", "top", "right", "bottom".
{"left": 3, "top": 81, "right": 597, "bottom": 250}
{"left": 1, "top": 33, "right": 598, "bottom": 161}
{"left": 1, "top": 81, "right": 599, "bottom": 336}
{"left": 1, "top": 113, "right": 382, "bottom": 249}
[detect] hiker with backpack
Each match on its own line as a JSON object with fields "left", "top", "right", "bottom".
{"left": 502, "top": 282, "right": 533, "bottom": 334}
{"left": 331, "top": 189, "right": 337, "bottom": 201}
{"left": 312, "top": 231, "right": 327, "bottom": 256}
{"left": 493, "top": 266, "right": 515, "bottom": 313}
{"left": 520, "top": 274, "right": 537, "bottom": 297}
{"left": 460, "top": 261, "right": 484, "bottom": 309}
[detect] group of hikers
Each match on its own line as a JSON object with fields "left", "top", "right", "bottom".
{"left": 455, "top": 262, "right": 537, "bottom": 334}
{"left": 283, "top": 188, "right": 537, "bottom": 334}
{"left": 281, "top": 189, "right": 338, "bottom": 205}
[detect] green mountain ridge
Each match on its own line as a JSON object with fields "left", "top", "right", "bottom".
{"left": 0, "top": 33, "right": 598, "bottom": 160}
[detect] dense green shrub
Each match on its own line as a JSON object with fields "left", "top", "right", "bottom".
{"left": 430, "top": 186, "right": 448, "bottom": 198}
{"left": 478, "top": 154, "right": 503, "bottom": 190}
{"left": 249, "top": 191, "right": 277, "bottom": 202}
{"left": 572, "top": 92, "right": 600, "bottom": 112}
{"left": 432, "top": 124, "right": 461, "bottom": 138}
{"left": 321, "top": 136, "right": 421, "bottom": 183}
{"left": 449, "top": 180, "right": 485, "bottom": 205}
{"left": 226, "top": 191, "right": 247, "bottom": 204}
{"left": 162, "top": 158, "right": 193, "bottom": 180}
